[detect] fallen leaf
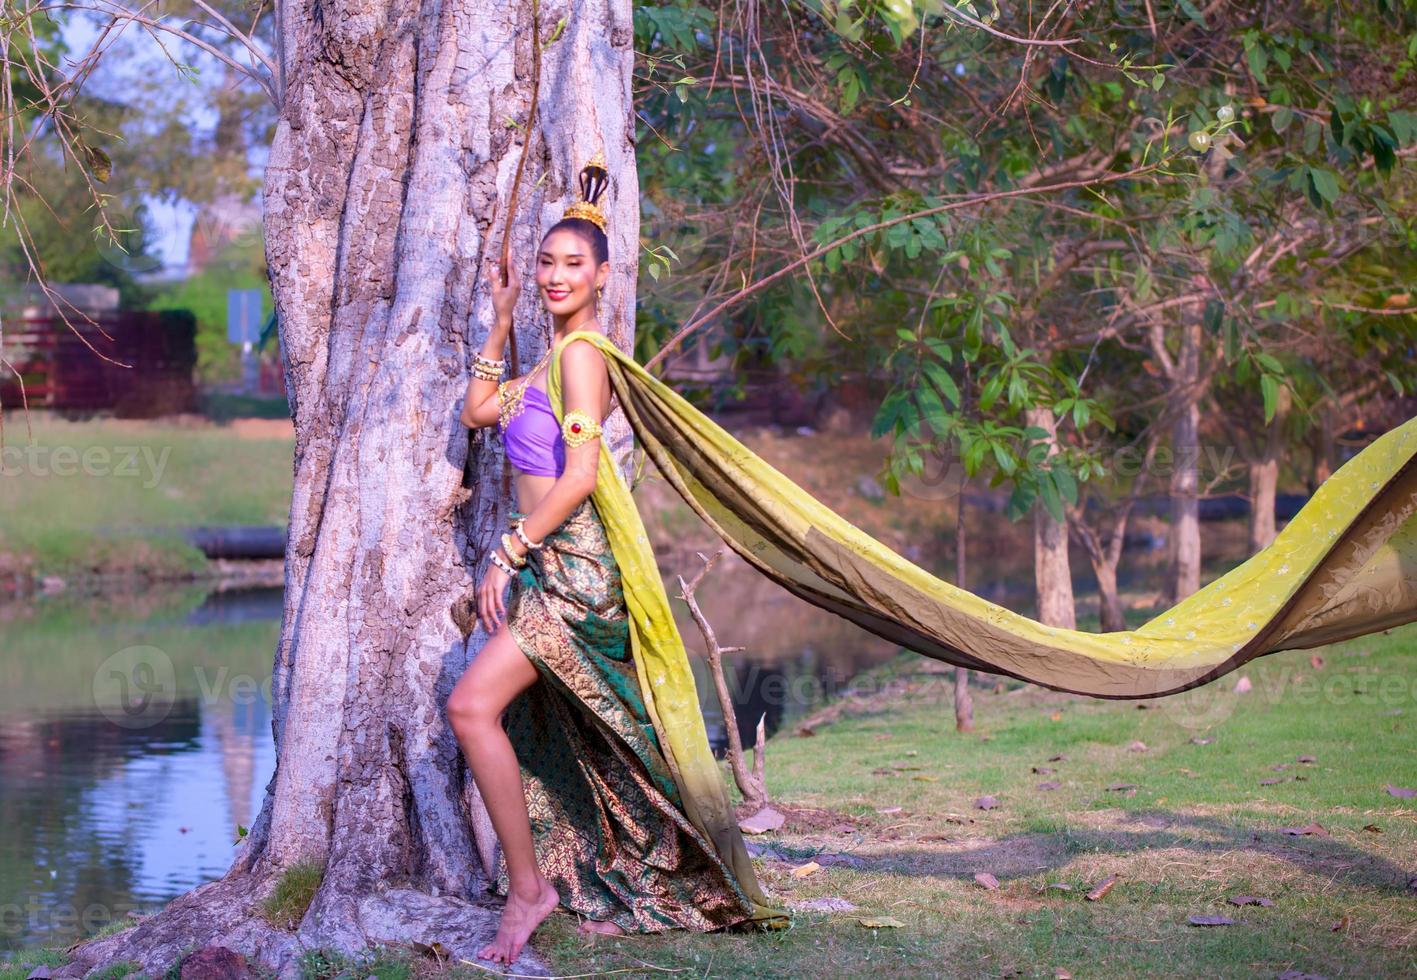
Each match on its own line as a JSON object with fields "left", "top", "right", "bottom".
{"left": 911, "top": 775, "right": 938, "bottom": 782}
{"left": 1279, "top": 822, "right": 1330, "bottom": 837}
{"left": 1270, "top": 764, "right": 1289, "bottom": 771}
{"left": 876, "top": 806, "right": 903, "bottom": 815}
{"left": 1309, "top": 654, "right": 1325, "bottom": 670}
{"left": 1362, "top": 824, "right": 1383, "bottom": 833}
{"left": 1128, "top": 740, "right": 1148, "bottom": 752}
{"left": 739, "top": 806, "right": 786, "bottom": 834}
{"left": 905, "top": 749, "right": 918, "bottom": 756}
{"left": 1045, "top": 883, "right": 1073, "bottom": 892}
{"left": 1260, "top": 778, "right": 1286, "bottom": 786}
{"left": 1054, "top": 970, "right": 1073, "bottom": 980}
{"left": 858, "top": 916, "right": 906, "bottom": 929}
{"left": 974, "top": 872, "right": 1000, "bottom": 890}
{"left": 1190, "top": 737, "right": 1213, "bottom": 745}
{"left": 791, "top": 897, "right": 858, "bottom": 912}
{"left": 1234, "top": 676, "right": 1252, "bottom": 693}
{"left": 1033, "top": 766, "right": 1055, "bottom": 775}
{"left": 796, "top": 726, "right": 817, "bottom": 737}
{"left": 1385, "top": 784, "right": 1417, "bottom": 798}
{"left": 1331, "top": 915, "right": 1350, "bottom": 932}
{"left": 1177, "top": 768, "right": 1201, "bottom": 778}
{"left": 1085, "top": 875, "right": 1118, "bottom": 901}
{"left": 791, "top": 861, "right": 822, "bottom": 878}
{"left": 1036, "top": 781, "right": 1061, "bottom": 791}
{"left": 1188, "top": 915, "right": 1236, "bottom": 927}
{"left": 1050, "top": 711, "right": 1063, "bottom": 721}
{"left": 1048, "top": 753, "right": 1068, "bottom": 761}
{"left": 975, "top": 795, "right": 1000, "bottom": 810}
{"left": 1297, "top": 755, "right": 1317, "bottom": 764}
{"left": 1228, "top": 895, "right": 1274, "bottom": 907}
{"left": 1105, "top": 782, "right": 1138, "bottom": 792}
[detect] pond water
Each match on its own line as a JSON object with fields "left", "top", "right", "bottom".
{"left": 0, "top": 533, "right": 1249, "bottom": 953}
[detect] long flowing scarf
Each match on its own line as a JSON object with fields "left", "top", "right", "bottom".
{"left": 547, "top": 328, "right": 1417, "bottom": 920}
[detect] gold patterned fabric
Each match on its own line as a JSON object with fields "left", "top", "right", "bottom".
{"left": 493, "top": 498, "right": 777, "bottom": 934}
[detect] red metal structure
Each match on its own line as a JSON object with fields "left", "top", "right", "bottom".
{"left": 0, "top": 309, "right": 198, "bottom": 418}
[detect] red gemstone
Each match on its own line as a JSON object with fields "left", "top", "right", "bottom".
{"left": 570, "top": 422, "right": 581, "bottom": 432}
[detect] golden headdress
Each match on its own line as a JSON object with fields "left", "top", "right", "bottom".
{"left": 561, "top": 150, "right": 609, "bottom": 234}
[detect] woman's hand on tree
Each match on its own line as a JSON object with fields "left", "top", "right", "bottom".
{"left": 488, "top": 248, "right": 521, "bottom": 322}
{"left": 477, "top": 562, "right": 510, "bottom": 633}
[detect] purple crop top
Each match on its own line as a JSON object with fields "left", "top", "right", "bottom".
{"left": 498, "top": 384, "right": 566, "bottom": 477}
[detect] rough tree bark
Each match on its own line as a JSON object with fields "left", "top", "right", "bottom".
{"left": 62, "top": 2, "right": 638, "bottom": 977}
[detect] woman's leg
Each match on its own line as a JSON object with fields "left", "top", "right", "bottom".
{"left": 447, "top": 624, "right": 561, "bottom": 965}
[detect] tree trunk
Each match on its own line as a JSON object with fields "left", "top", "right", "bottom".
{"left": 1166, "top": 319, "right": 1202, "bottom": 603}
{"left": 1027, "top": 405, "right": 1076, "bottom": 629}
{"left": 63, "top": 2, "right": 638, "bottom": 977}
{"left": 953, "top": 491, "right": 973, "bottom": 732}
{"left": 1248, "top": 386, "right": 1291, "bottom": 552}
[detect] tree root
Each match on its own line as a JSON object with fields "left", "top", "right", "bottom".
{"left": 53, "top": 869, "right": 552, "bottom": 979}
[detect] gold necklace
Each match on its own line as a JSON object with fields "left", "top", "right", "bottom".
{"left": 497, "top": 344, "right": 555, "bottom": 429}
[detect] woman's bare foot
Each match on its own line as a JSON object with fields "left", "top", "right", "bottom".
{"left": 477, "top": 877, "right": 560, "bottom": 965}
{"left": 576, "top": 918, "right": 626, "bottom": 937}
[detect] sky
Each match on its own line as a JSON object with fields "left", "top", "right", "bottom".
{"left": 59, "top": 10, "right": 265, "bottom": 277}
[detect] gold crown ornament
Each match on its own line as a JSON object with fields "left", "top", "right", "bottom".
{"left": 561, "top": 150, "right": 609, "bottom": 233}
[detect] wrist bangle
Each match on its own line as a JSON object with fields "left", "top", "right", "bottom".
{"left": 513, "top": 517, "right": 544, "bottom": 550}
{"left": 488, "top": 548, "right": 516, "bottom": 576}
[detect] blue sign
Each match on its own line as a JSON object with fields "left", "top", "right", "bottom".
{"left": 227, "top": 289, "right": 265, "bottom": 344}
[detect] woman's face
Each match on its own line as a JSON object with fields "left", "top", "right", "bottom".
{"left": 536, "top": 229, "right": 606, "bottom": 317}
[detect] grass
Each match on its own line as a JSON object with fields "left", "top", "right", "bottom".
{"left": 261, "top": 859, "right": 326, "bottom": 931}
{"left": 518, "top": 626, "right": 1417, "bottom": 978}
{"left": 0, "top": 412, "right": 294, "bottom": 581}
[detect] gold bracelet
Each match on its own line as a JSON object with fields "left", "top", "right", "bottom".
{"left": 561, "top": 409, "right": 603, "bottom": 449}
{"left": 500, "top": 533, "right": 527, "bottom": 567}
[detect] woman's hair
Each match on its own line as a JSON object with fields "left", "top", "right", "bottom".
{"left": 541, "top": 158, "right": 611, "bottom": 266}
{"left": 540, "top": 217, "right": 609, "bottom": 267}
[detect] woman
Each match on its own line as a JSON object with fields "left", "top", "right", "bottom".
{"left": 450, "top": 156, "right": 1417, "bottom": 965}
{"left": 448, "top": 155, "right": 789, "bottom": 966}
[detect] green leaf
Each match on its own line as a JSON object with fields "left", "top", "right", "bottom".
{"left": 1308, "top": 166, "right": 1339, "bottom": 204}
{"left": 1272, "top": 106, "right": 1293, "bottom": 133}
{"left": 1038, "top": 472, "right": 1065, "bottom": 523}
{"left": 1260, "top": 373, "right": 1278, "bottom": 424}
{"left": 924, "top": 361, "right": 961, "bottom": 407}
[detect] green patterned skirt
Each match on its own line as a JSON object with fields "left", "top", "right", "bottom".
{"left": 493, "top": 496, "right": 761, "bottom": 934}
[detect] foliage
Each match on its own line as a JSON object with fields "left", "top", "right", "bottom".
{"left": 631, "top": 0, "right": 1417, "bottom": 525}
